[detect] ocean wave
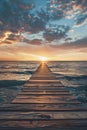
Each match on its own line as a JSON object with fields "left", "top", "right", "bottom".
{"left": 0, "top": 70, "right": 34, "bottom": 74}
{"left": 0, "top": 97, "right": 4, "bottom": 103}
{"left": 64, "top": 75, "right": 87, "bottom": 80}
{"left": 55, "top": 73, "right": 87, "bottom": 81}
{"left": 64, "top": 85, "right": 87, "bottom": 103}
{"left": 0, "top": 80, "right": 26, "bottom": 89}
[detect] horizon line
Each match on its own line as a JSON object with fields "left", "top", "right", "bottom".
{"left": 0, "top": 60, "right": 87, "bottom": 62}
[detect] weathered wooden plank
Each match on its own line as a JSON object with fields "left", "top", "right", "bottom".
{"left": 15, "top": 97, "right": 75, "bottom": 102}
{"left": 15, "top": 98, "right": 74, "bottom": 102}
{"left": 28, "top": 80, "right": 62, "bottom": 84}
{"left": 12, "top": 98, "right": 80, "bottom": 104}
{"left": 30, "top": 74, "right": 56, "bottom": 77}
{"left": 16, "top": 95, "right": 76, "bottom": 99}
{"left": 24, "top": 84, "right": 64, "bottom": 87}
{"left": 31, "top": 77, "right": 56, "bottom": 79}
{"left": 0, "top": 103, "right": 86, "bottom": 111}
{"left": 25, "top": 82, "right": 63, "bottom": 85}
{"left": 25, "top": 83, "right": 63, "bottom": 87}
{"left": 0, "top": 120, "right": 87, "bottom": 129}
{"left": 23, "top": 85, "right": 65, "bottom": 88}
{"left": 24, "top": 84, "right": 64, "bottom": 86}
{"left": 16, "top": 95, "right": 73, "bottom": 98}
{"left": 18, "top": 91, "right": 71, "bottom": 95}
{"left": 0, "top": 111, "right": 87, "bottom": 120}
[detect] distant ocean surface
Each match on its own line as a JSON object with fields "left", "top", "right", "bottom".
{"left": 0, "top": 61, "right": 87, "bottom": 105}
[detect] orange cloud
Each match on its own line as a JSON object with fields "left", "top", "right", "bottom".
{"left": 0, "top": 31, "right": 22, "bottom": 45}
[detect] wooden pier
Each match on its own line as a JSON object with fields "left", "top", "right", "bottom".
{"left": 0, "top": 62, "right": 87, "bottom": 130}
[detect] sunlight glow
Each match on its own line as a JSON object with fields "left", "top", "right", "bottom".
{"left": 39, "top": 56, "right": 48, "bottom": 61}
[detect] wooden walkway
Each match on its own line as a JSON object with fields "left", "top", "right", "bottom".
{"left": 0, "top": 62, "right": 87, "bottom": 130}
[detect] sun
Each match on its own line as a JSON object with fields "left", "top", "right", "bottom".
{"left": 39, "top": 56, "right": 48, "bottom": 62}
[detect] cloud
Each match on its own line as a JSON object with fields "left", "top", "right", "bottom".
{"left": 0, "top": 0, "right": 34, "bottom": 33}
{"left": 0, "top": 30, "right": 23, "bottom": 44}
{"left": 50, "top": 37, "right": 87, "bottom": 51}
{"left": 0, "top": 0, "right": 87, "bottom": 48}
{"left": 23, "top": 38, "right": 42, "bottom": 46}
{"left": 65, "top": 37, "right": 72, "bottom": 41}
{"left": 44, "top": 25, "right": 70, "bottom": 41}
{"left": 0, "top": 31, "right": 12, "bottom": 44}
{"left": 71, "top": 37, "right": 87, "bottom": 47}
{"left": 28, "top": 15, "right": 46, "bottom": 33}
{"left": 0, "top": 0, "right": 47, "bottom": 36}
{"left": 48, "top": 0, "right": 87, "bottom": 27}
{"left": 73, "top": 0, "right": 87, "bottom": 26}
{"left": 75, "top": 14, "right": 87, "bottom": 27}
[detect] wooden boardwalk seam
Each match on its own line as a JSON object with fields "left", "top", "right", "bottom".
{"left": 0, "top": 62, "right": 87, "bottom": 129}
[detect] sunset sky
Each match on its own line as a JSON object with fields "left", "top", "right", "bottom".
{"left": 0, "top": 0, "right": 87, "bottom": 61}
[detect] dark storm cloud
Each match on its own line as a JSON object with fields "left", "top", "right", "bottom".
{"left": 44, "top": 25, "right": 70, "bottom": 41}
